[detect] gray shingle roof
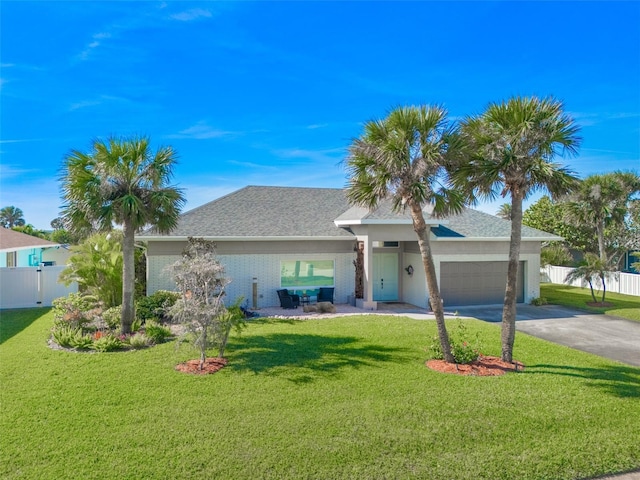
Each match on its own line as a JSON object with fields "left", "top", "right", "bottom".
{"left": 442, "top": 208, "right": 560, "bottom": 239}
{"left": 141, "top": 186, "right": 354, "bottom": 238}
{"left": 140, "top": 185, "right": 560, "bottom": 241}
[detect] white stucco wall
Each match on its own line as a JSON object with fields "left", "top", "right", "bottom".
{"left": 148, "top": 252, "right": 356, "bottom": 308}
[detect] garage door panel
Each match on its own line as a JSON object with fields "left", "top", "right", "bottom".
{"left": 440, "top": 261, "right": 524, "bottom": 307}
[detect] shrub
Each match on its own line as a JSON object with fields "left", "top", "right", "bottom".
{"left": 136, "top": 290, "right": 180, "bottom": 322}
{"left": 102, "top": 305, "right": 122, "bottom": 330}
{"left": 51, "top": 324, "right": 82, "bottom": 348}
{"left": 144, "top": 321, "right": 172, "bottom": 344}
{"left": 69, "top": 331, "right": 94, "bottom": 350}
{"left": 427, "top": 322, "right": 481, "bottom": 365}
{"left": 451, "top": 341, "right": 479, "bottom": 365}
{"left": 126, "top": 333, "right": 152, "bottom": 349}
{"left": 427, "top": 336, "right": 444, "bottom": 360}
{"left": 449, "top": 322, "right": 481, "bottom": 364}
{"left": 530, "top": 296, "right": 548, "bottom": 306}
{"left": 92, "top": 334, "right": 123, "bottom": 352}
{"left": 52, "top": 293, "right": 98, "bottom": 329}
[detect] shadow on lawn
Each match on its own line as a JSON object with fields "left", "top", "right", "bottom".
{"left": 525, "top": 363, "right": 640, "bottom": 398}
{"left": 229, "top": 333, "right": 412, "bottom": 383}
{"left": 0, "top": 308, "right": 50, "bottom": 345}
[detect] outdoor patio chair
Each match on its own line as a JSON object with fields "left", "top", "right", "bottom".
{"left": 277, "top": 289, "right": 300, "bottom": 309}
{"left": 317, "top": 287, "right": 334, "bottom": 304}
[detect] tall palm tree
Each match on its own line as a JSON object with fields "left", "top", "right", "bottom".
{"left": 0, "top": 206, "right": 26, "bottom": 228}
{"left": 60, "top": 136, "right": 185, "bottom": 333}
{"left": 454, "top": 96, "right": 581, "bottom": 363}
{"left": 346, "top": 105, "right": 466, "bottom": 363}
{"left": 564, "top": 171, "right": 640, "bottom": 264}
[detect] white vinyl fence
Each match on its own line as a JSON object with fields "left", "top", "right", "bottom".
{"left": 542, "top": 265, "right": 640, "bottom": 297}
{"left": 0, "top": 266, "right": 78, "bottom": 309}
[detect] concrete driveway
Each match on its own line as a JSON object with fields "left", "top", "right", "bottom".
{"left": 453, "top": 304, "right": 640, "bottom": 367}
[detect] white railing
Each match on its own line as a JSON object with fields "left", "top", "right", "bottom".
{"left": 542, "top": 265, "right": 640, "bottom": 297}
{"left": 0, "top": 266, "right": 78, "bottom": 309}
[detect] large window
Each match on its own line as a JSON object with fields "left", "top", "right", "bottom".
{"left": 280, "top": 260, "right": 334, "bottom": 288}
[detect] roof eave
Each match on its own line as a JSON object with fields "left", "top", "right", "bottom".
{"left": 334, "top": 219, "right": 445, "bottom": 227}
{"left": 137, "top": 235, "right": 355, "bottom": 242}
{"left": 433, "top": 236, "right": 563, "bottom": 242}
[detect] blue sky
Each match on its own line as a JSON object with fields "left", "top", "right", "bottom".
{"left": 1, "top": 1, "right": 639, "bottom": 230}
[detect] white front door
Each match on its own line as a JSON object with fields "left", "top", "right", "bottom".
{"left": 373, "top": 253, "right": 398, "bottom": 301}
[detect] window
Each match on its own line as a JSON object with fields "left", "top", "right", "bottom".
{"left": 6, "top": 251, "right": 17, "bottom": 267}
{"left": 280, "top": 260, "right": 335, "bottom": 288}
{"left": 373, "top": 241, "right": 399, "bottom": 248}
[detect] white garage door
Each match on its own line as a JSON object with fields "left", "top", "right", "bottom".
{"left": 440, "top": 261, "right": 524, "bottom": 307}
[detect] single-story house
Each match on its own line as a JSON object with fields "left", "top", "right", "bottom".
{"left": 0, "top": 227, "right": 70, "bottom": 267}
{"left": 139, "top": 185, "right": 561, "bottom": 310}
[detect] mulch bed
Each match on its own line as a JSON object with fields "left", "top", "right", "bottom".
{"left": 175, "top": 357, "right": 228, "bottom": 375}
{"left": 426, "top": 355, "right": 524, "bottom": 376}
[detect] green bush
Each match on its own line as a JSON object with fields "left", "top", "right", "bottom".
{"left": 52, "top": 293, "right": 98, "bottom": 329}
{"left": 69, "top": 331, "right": 94, "bottom": 350}
{"left": 51, "top": 324, "right": 82, "bottom": 348}
{"left": 144, "top": 321, "right": 172, "bottom": 344}
{"left": 530, "top": 296, "right": 548, "bottom": 306}
{"left": 92, "top": 334, "right": 123, "bottom": 352}
{"left": 427, "top": 336, "right": 444, "bottom": 360}
{"left": 126, "top": 333, "right": 152, "bottom": 349}
{"left": 136, "top": 290, "right": 180, "bottom": 322}
{"left": 426, "top": 322, "right": 481, "bottom": 365}
{"left": 102, "top": 305, "right": 121, "bottom": 330}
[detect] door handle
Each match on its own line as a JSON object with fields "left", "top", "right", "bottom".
{"left": 381, "top": 278, "right": 384, "bottom": 289}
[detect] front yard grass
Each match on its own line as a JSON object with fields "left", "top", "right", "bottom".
{"left": 541, "top": 283, "right": 640, "bottom": 322}
{"left": 1, "top": 308, "right": 639, "bottom": 479}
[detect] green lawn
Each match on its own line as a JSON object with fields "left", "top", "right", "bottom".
{"left": 541, "top": 283, "right": 640, "bottom": 322}
{"left": 1, "top": 309, "right": 639, "bottom": 480}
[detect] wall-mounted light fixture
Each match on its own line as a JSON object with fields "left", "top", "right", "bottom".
{"left": 405, "top": 265, "right": 414, "bottom": 276}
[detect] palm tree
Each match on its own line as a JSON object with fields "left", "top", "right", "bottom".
{"left": 345, "top": 105, "right": 466, "bottom": 363}
{"left": 564, "top": 172, "right": 640, "bottom": 264}
{"left": 60, "top": 136, "right": 185, "bottom": 333}
{"left": 564, "top": 253, "right": 608, "bottom": 304}
{"left": 454, "top": 96, "right": 581, "bottom": 363}
{"left": 496, "top": 203, "right": 511, "bottom": 220}
{"left": 0, "top": 206, "right": 26, "bottom": 228}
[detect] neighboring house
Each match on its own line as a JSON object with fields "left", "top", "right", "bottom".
{"left": 0, "top": 227, "right": 76, "bottom": 308}
{"left": 139, "top": 186, "right": 561, "bottom": 310}
{"left": 0, "top": 226, "right": 70, "bottom": 267}
{"left": 622, "top": 250, "right": 640, "bottom": 274}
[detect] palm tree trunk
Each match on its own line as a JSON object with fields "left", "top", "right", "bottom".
{"left": 121, "top": 219, "right": 136, "bottom": 334}
{"left": 588, "top": 279, "right": 597, "bottom": 303}
{"left": 409, "top": 203, "right": 454, "bottom": 363}
{"left": 596, "top": 220, "right": 607, "bottom": 263}
{"left": 502, "top": 193, "right": 524, "bottom": 363}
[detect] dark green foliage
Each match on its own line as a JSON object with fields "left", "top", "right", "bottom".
{"left": 136, "top": 290, "right": 180, "bottom": 322}
{"left": 530, "top": 297, "right": 548, "bottom": 306}
{"left": 428, "top": 321, "right": 480, "bottom": 364}
{"left": 144, "top": 321, "right": 172, "bottom": 343}
{"left": 523, "top": 195, "right": 592, "bottom": 253}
